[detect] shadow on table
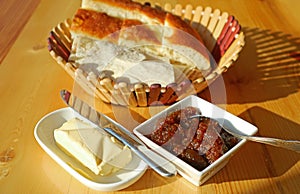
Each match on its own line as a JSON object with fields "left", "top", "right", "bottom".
{"left": 207, "top": 106, "right": 300, "bottom": 189}
{"left": 201, "top": 27, "right": 300, "bottom": 104}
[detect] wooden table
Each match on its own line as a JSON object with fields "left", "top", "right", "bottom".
{"left": 1, "top": 0, "right": 299, "bottom": 193}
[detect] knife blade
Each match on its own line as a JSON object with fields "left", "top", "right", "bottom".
{"left": 60, "top": 89, "right": 177, "bottom": 177}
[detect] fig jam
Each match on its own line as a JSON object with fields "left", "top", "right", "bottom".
{"left": 146, "top": 107, "right": 239, "bottom": 171}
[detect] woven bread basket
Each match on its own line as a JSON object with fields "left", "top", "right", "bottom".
{"left": 48, "top": 3, "right": 245, "bottom": 107}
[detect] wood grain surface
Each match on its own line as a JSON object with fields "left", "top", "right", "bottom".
{"left": 0, "top": 0, "right": 299, "bottom": 193}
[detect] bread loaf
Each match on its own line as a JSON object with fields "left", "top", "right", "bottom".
{"left": 69, "top": 0, "right": 211, "bottom": 86}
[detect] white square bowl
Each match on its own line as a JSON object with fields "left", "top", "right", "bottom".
{"left": 133, "top": 95, "right": 257, "bottom": 186}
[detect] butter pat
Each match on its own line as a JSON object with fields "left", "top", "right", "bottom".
{"left": 54, "top": 118, "right": 132, "bottom": 176}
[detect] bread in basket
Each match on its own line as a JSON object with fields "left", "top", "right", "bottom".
{"left": 48, "top": 0, "right": 245, "bottom": 107}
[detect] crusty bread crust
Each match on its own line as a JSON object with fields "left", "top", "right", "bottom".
{"left": 80, "top": 0, "right": 204, "bottom": 44}
{"left": 71, "top": 8, "right": 162, "bottom": 45}
{"left": 71, "top": 9, "right": 123, "bottom": 40}
{"left": 71, "top": 0, "right": 211, "bottom": 73}
{"left": 71, "top": 8, "right": 148, "bottom": 41}
{"left": 82, "top": 0, "right": 166, "bottom": 25}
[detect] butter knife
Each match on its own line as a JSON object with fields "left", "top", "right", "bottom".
{"left": 60, "top": 89, "right": 177, "bottom": 177}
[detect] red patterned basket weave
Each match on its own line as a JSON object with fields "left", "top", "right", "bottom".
{"left": 47, "top": 3, "right": 245, "bottom": 107}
